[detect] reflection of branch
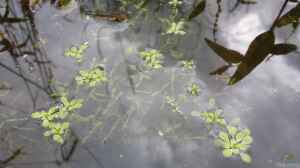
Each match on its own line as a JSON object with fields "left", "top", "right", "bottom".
{"left": 0, "top": 61, "right": 48, "bottom": 93}
{"left": 83, "top": 146, "right": 105, "bottom": 168}
{"left": 61, "top": 130, "right": 79, "bottom": 162}
{"left": 0, "top": 147, "right": 23, "bottom": 166}
{"left": 0, "top": 17, "right": 28, "bottom": 23}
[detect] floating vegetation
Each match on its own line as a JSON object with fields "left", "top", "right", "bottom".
{"left": 192, "top": 110, "right": 226, "bottom": 126}
{"left": 181, "top": 60, "right": 194, "bottom": 71}
{"left": 75, "top": 66, "right": 107, "bottom": 87}
{"left": 191, "top": 99, "right": 253, "bottom": 164}
{"left": 64, "top": 42, "right": 89, "bottom": 63}
{"left": 139, "top": 49, "right": 164, "bottom": 69}
{"left": 168, "top": 0, "right": 183, "bottom": 8}
{"left": 32, "top": 96, "right": 83, "bottom": 144}
{"left": 165, "top": 20, "right": 186, "bottom": 35}
{"left": 2, "top": 0, "right": 300, "bottom": 166}
{"left": 187, "top": 83, "right": 201, "bottom": 96}
{"left": 215, "top": 127, "right": 253, "bottom": 163}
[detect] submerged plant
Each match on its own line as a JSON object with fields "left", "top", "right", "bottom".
{"left": 199, "top": 110, "right": 226, "bottom": 126}
{"left": 165, "top": 96, "right": 181, "bottom": 113}
{"left": 187, "top": 83, "right": 201, "bottom": 96}
{"left": 32, "top": 96, "right": 83, "bottom": 144}
{"left": 64, "top": 42, "right": 89, "bottom": 63}
{"left": 168, "top": 0, "right": 182, "bottom": 8}
{"left": 75, "top": 66, "right": 107, "bottom": 87}
{"left": 139, "top": 49, "right": 163, "bottom": 69}
{"left": 181, "top": 60, "right": 194, "bottom": 70}
{"left": 215, "top": 126, "right": 253, "bottom": 164}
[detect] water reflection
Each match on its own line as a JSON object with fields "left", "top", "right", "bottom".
{"left": 0, "top": 0, "right": 300, "bottom": 168}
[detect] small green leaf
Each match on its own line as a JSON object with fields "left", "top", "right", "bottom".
{"left": 236, "top": 131, "right": 245, "bottom": 142}
{"left": 227, "top": 126, "right": 238, "bottom": 136}
{"left": 61, "top": 96, "right": 69, "bottom": 106}
{"left": 219, "top": 131, "right": 229, "bottom": 142}
{"left": 223, "top": 149, "right": 233, "bottom": 157}
{"left": 242, "top": 136, "right": 253, "bottom": 145}
{"left": 53, "top": 134, "right": 64, "bottom": 144}
{"left": 240, "top": 153, "right": 252, "bottom": 164}
{"left": 42, "top": 120, "right": 50, "bottom": 128}
{"left": 31, "top": 112, "right": 42, "bottom": 118}
{"left": 43, "top": 131, "right": 52, "bottom": 137}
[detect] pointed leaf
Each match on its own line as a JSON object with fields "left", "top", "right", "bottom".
{"left": 209, "top": 65, "right": 231, "bottom": 75}
{"left": 229, "top": 31, "right": 275, "bottom": 85}
{"left": 276, "top": 4, "right": 300, "bottom": 27}
{"left": 271, "top": 43, "right": 297, "bottom": 55}
{"left": 188, "top": 0, "right": 206, "bottom": 20}
{"left": 205, "top": 38, "right": 244, "bottom": 64}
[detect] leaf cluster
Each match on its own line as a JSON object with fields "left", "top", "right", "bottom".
{"left": 32, "top": 96, "right": 83, "bottom": 144}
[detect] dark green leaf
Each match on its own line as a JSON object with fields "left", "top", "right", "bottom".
{"left": 209, "top": 65, "right": 231, "bottom": 75}
{"left": 271, "top": 43, "right": 297, "bottom": 55}
{"left": 229, "top": 31, "right": 275, "bottom": 85}
{"left": 276, "top": 3, "right": 300, "bottom": 27}
{"left": 205, "top": 38, "right": 244, "bottom": 64}
{"left": 188, "top": 0, "right": 206, "bottom": 20}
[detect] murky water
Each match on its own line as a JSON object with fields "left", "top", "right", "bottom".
{"left": 0, "top": 0, "right": 300, "bottom": 168}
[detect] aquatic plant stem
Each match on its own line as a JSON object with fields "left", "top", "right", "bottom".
{"left": 271, "top": 0, "right": 289, "bottom": 31}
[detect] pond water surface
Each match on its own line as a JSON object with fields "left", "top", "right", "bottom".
{"left": 0, "top": 0, "right": 300, "bottom": 168}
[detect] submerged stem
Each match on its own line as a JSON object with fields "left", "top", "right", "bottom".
{"left": 271, "top": 0, "right": 289, "bottom": 30}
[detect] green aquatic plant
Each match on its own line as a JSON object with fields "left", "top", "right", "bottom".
{"left": 200, "top": 110, "right": 226, "bottom": 126}
{"left": 139, "top": 49, "right": 163, "bottom": 69}
{"left": 181, "top": 60, "right": 194, "bottom": 70}
{"left": 64, "top": 42, "right": 89, "bottom": 63}
{"left": 215, "top": 126, "right": 253, "bottom": 164}
{"left": 166, "top": 20, "right": 186, "bottom": 35}
{"left": 187, "top": 83, "right": 200, "bottom": 96}
{"left": 75, "top": 66, "right": 107, "bottom": 87}
{"left": 168, "top": 0, "right": 182, "bottom": 8}
{"left": 43, "top": 122, "right": 70, "bottom": 144}
{"left": 32, "top": 96, "right": 83, "bottom": 144}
